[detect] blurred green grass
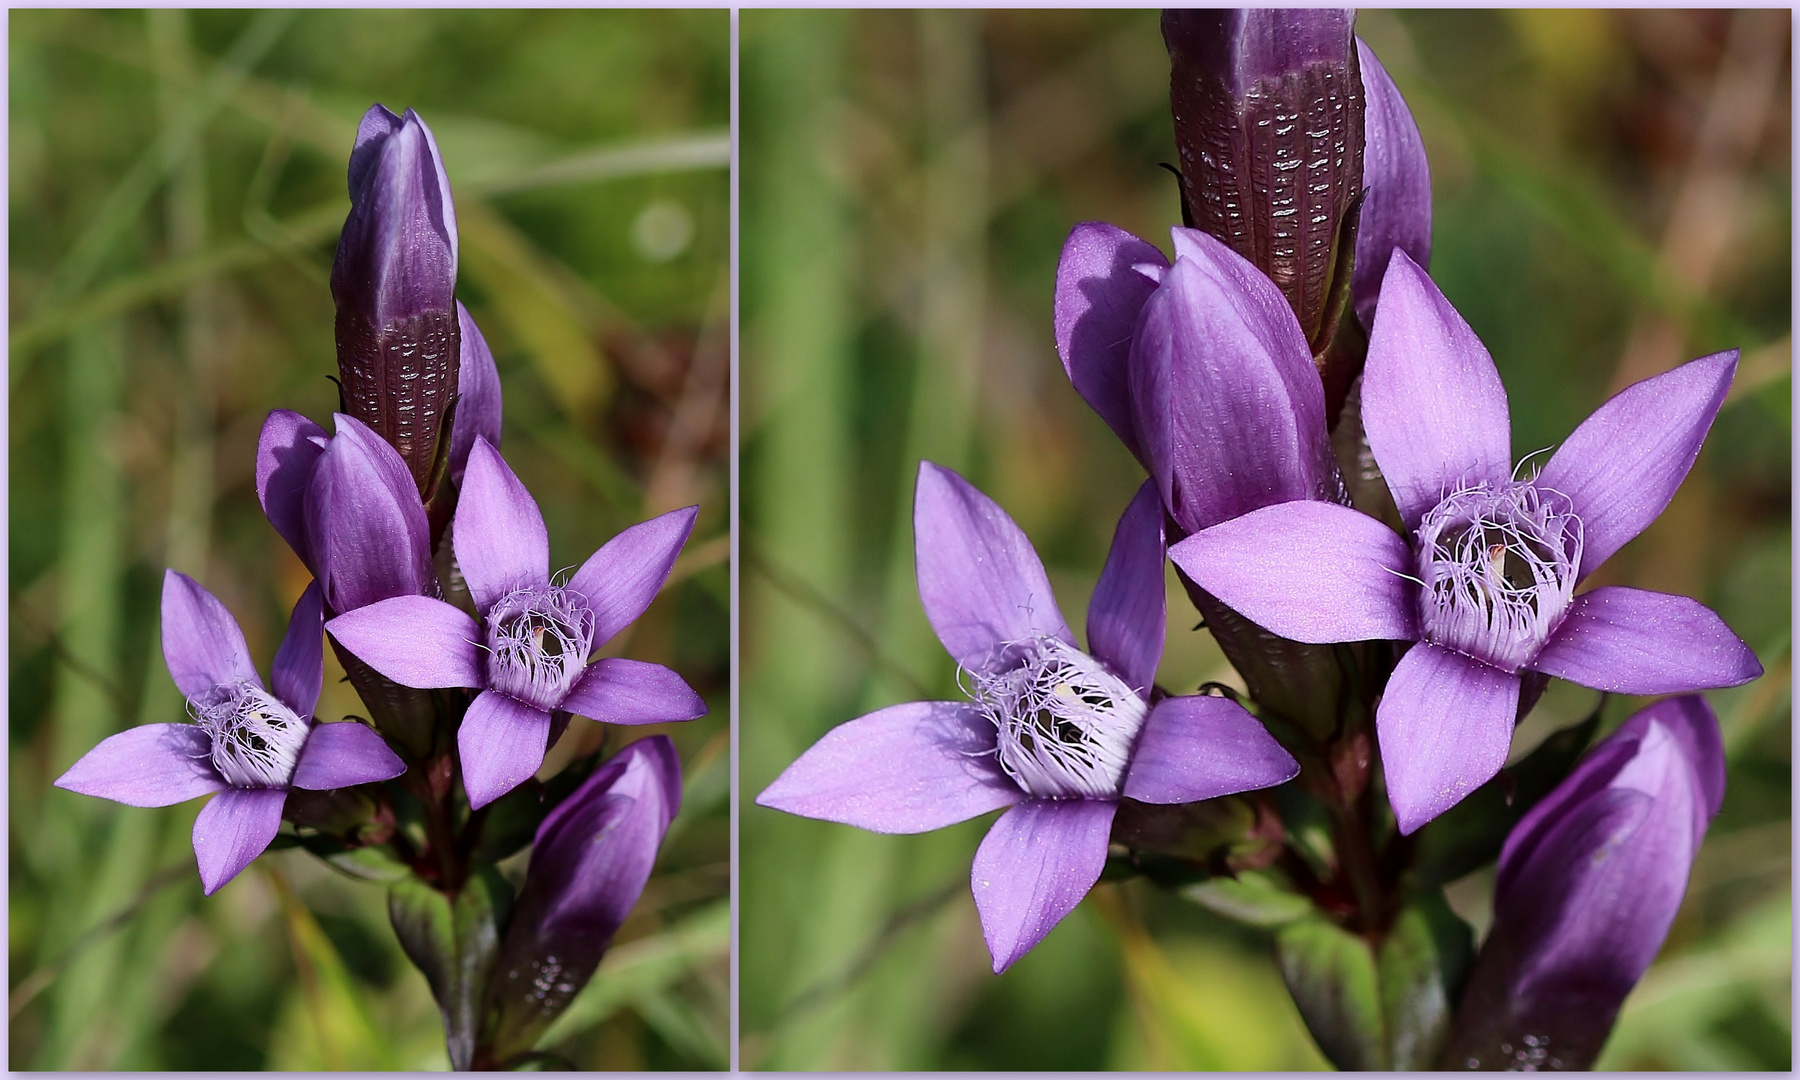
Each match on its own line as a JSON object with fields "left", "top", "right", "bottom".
{"left": 10, "top": 9, "right": 727, "bottom": 1069}
{"left": 740, "top": 10, "right": 1789, "bottom": 1070}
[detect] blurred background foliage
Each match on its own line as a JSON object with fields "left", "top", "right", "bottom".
{"left": 741, "top": 9, "right": 1788, "bottom": 1070}
{"left": 10, "top": 9, "right": 727, "bottom": 1070}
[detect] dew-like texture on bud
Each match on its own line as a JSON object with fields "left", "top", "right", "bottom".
{"left": 1163, "top": 9, "right": 1363, "bottom": 347}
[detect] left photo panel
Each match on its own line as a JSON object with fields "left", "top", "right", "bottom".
{"left": 10, "top": 9, "right": 729, "bottom": 1070}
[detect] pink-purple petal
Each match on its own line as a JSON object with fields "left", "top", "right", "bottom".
{"left": 161, "top": 569, "right": 260, "bottom": 700}
{"left": 566, "top": 505, "right": 700, "bottom": 649}
{"left": 325, "top": 596, "right": 484, "bottom": 690}
{"left": 255, "top": 409, "right": 328, "bottom": 569}
{"left": 449, "top": 302, "right": 504, "bottom": 486}
{"left": 305, "top": 413, "right": 435, "bottom": 613}
{"left": 271, "top": 580, "right": 325, "bottom": 719}
{"left": 1352, "top": 39, "right": 1432, "bottom": 332}
{"left": 54, "top": 724, "right": 225, "bottom": 807}
{"left": 756, "top": 701, "right": 1022, "bottom": 834}
{"left": 290, "top": 721, "right": 407, "bottom": 791}
{"left": 971, "top": 798, "right": 1116, "bottom": 974}
{"left": 1169, "top": 501, "right": 1417, "bottom": 644}
{"left": 192, "top": 786, "right": 288, "bottom": 895}
{"left": 1535, "top": 350, "right": 1736, "bottom": 580}
{"left": 1363, "top": 251, "right": 1513, "bottom": 530}
{"left": 454, "top": 438, "right": 549, "bottom": 616}
{"left": 459, "top": 690, "right": 552, "bottom": 810}
{"left": 1378, "top": 643, "right": 1521, "bottom": 835}
{"left": 1085, "top": 480, "right": 1166, "bottom": 693}
{"left": 560, "top": 658, "right": 707, "bottom": 726}
{"left": 1529, "top": 586, "right": 1762, "bottom": 694}
{"left": 1053, "top": 222, "right": 1168, "bottom": 462}
{"left": 1123, "top": 694, "right": 1299, "bottom": 804}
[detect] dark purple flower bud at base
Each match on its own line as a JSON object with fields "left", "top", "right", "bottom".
{"left": 1440, "top": 696, "right": 1725, "bottom": 1070}
{"left": 331, "top": 105, "right": 461, "bottom": 499}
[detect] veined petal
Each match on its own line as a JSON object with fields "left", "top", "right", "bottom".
{"left": 757, "top": 701, "right": 1022, "bottom": 834}
{"left": 1363, "top": 251, "right": 1512, "bottom": 530}
{"left": 1053, "top": 222, "right": 1168, "bottom": 462}
{"left": 271, "top": 580, "right": 325, "bottom": 719}
{"left": 326, "top": 596, "right": 484, "bottom": 689}
{"left": 305, "top": 413, "right": 434, "bottom": 613}
{"left": 1535, "top": 350, "right": 1736, "bottom": 580}
{"left": 449, "top": 302, "right": 503, "bottom": 485}
{"left": 1352, "top": 38, "right": 1431, "bottom": 331}
{"left": 161, "top": 569, "right": 260, "bottom": 700}
{"left": 255, "top": 409, "right": 328, "bottom": 569}
{"left": 193, "top": 787, "right": 287, "bottom": 896}
{"left": 1529, "top": 586, "right": 1762, "bottom": 694}
{"left": 1379, "top": 643, "right": 1520, "bottom": 834}
{"left": 459, "top": 690, "right": 552, "bottom": 810}
{"left": 1123, "top": 695, "right": 1298, "bottom": 804}
{"left": 54, "top": 724, "right": 225, "bottom": 807}
{"left": 1169, "top": 501, "right": 1417, "bottom": 644}
{"left": 972, "top": 799, "right": 1116, "bottom": 973}
{"left": 566, "top": 505, "right": 700, "bottom": 649}
{"left": 454, "top": 438, "right": 549, "bottom": 616}
{"left": 914, "top": 462, "right": 1072, "bottom": 669}
{"left": 561, "top": 658, "right": 707, "bottom": 725}
{"left": 290, "top": 721, "right": 407, "bottom": 790}
{"left": 1086, "top": 480, "right": 1166, "bottom": 693}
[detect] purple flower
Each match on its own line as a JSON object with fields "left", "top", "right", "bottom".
{"left": 483, "top": 735, "right": 682, "bottom": 1057}
{"left": 1351, "top": 38, "right": 1431, "bottom": 332}
{"left": 757, "top": 463, "right": 1298, "bottom": 972}
{"left": 54, "top": 571, "right": 405, "bottom": 894}
{"left": 325, "top": 438, "right": 707, "bottom": 809}
{"left": 1170, "top": 252, "right": 1761, "bottom": 833}
{"left": 1441, "top": 695, "right": 1724, "bottom": 1070}
{"left": 331, "top": 104, "right": 461, "bottom": 497}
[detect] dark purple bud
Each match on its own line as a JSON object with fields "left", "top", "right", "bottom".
{"left": 482, "top": 736, "right": 682, "bottom": 1058}
{"left": 1163, "top": 9, "right": 1364, "bottom": 351}
{"left": 331, "top": 104, "right": 461, "bottom": 499}
{"left": 1441, "top": 696, "right": 1724, "bottom": 1070}
{"left": 1352, "top": 39, "right": 1431, "bottom": 332}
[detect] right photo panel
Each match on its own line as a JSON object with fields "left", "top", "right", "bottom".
{"left": 739, "top": 10, "right": 1791, "bottom": 1072}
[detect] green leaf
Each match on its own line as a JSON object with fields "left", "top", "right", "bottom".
{"left": 387, "top": 868, "right": 515, "bottom": 1071}
{"left": 1378, "top": 890, "right": 1474, "bottom": 1069}
{"left": 1182, "top": 870, "right": 1314, "bottom": 930}
{"left": 1277, "top": 916, "right": 1388, "bottom": 1070}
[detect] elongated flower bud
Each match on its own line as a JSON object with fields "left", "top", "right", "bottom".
{"left": 331, "top": 104, "right": 461, "bottom": 499}
{"left": 1440, "top": 696, "right": 1725, "bottom": 1070}
{"left": 1163, "top": 9, "right": 1363, "bottom": 352}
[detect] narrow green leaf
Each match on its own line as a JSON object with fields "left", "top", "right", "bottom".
{"left": 1378, "top": 890, "right": 1474, "bottom": 1069}
{"left": 388, "top": 868, "right": 515, "bottom": 1071}
{"left": 1277, "top": 917, "right": 1388, "bottom": 1070}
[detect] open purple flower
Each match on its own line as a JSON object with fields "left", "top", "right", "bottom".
{"left": 1170, "top": 251, "right": 1761, "bottom": 833}
{"left": 757, "top": 463, "right": 1298, "bottom": 972}
{"left": 1442, "top": 695, "right": 1724, "bottom": 1070}
{"left": 54, "top": 571, "right": 405, "bottom": 894}
{"left": 325, "top": 438, "right": 706, "bottom": 809}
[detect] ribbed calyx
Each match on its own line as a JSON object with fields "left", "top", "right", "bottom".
{"left": 485, "top": 584, "right": 595, "bottom": 711}
{"left": 968, "top": 636, "right": 1147, "bottom": 800}
{"left": 191, "top": 680, "right": 308, "bottom": 788}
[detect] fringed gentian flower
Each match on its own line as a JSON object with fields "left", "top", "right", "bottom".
{"left": 326, "top": 438, "right": 706, "bottom": 808}
{"left": 1171, "top": 252, "right": 1761, "bottom": 832}
{"left": 758, "top": 464, "right": 1298, "bottom": 972}
{"left": 54, "top": 571, "right": 405, "bottom": 894}
{"left": 1441, "top": 695, "right": 1724, "bottom": 1070}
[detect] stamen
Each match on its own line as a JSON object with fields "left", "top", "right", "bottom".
{"left": 190, "top": 681, "right": 309, "bottom": 788}
{"left": 485, "top": 584, "right": 595, "bottom": 711}
{"left": 967, "top": 636, "right": 1147, "bottom": 800}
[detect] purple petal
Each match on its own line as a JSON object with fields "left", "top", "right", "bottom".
{"left": 1123, "top": 695, "right": 1298, "bottom": 804}
{"left": 459, "top": 690, "right": 551, "bottom": 810}
{"left": 1162, "top": 8, "right": 1355, "bottom": 96}
{"left": 913, "top": 461, "right": 1072, "bottom": 669}
{"left": 325, "top": 596, "right": 484, "bottom": 689}
{"left": 1085, "top": 480, "right": 1166, "bottom": 693}
{"left": 290, "top": 721, "right": 407, "bottom": 790}
{"left": 560, "top": 658, "right": 707, "bottom": 726}
{"left": 1378, "top": 643, "right": 1520, "bottom": 834}
{"left": 1535, "top": 350, "right": 1736, "bottom": 580}
{"left": 305, "top": 413, "right": 435, "bottom": 613}
{"left": 1169, "top": 501, "right": 1417, "bottom": 644}
{"left": 54, "top": 723, "right": 225, "bottom": 807}
{"left": 971, "top": 798, "right": 1116, "bottom": 973}
{"left": 346, "top": 104, "right": 404, "bottom": 202}
{"left": 192, "top": 786, "right": 287, "bottom": 895}
{"left": 449, "top": 302, "right": 504, "bottom": 485}
{"left": 1353, "top": 39, "right": 1432, "bottom": 331}
{"left": 566, "top": 505, "right": 700, "bottom": 649}
{"left": 1362, "top": 251, "right": 1513, "bottom": 530}
{"left": 756, "top": 701, "right": 1023, "bottom": 834}
{"left": 271, "top": 580, "right": 325, "bottom": 719}
{"left": 453, "top": 438, "right": 549, "bottom": 616}
{"left": 1131, "top": 236, "right": 1337, "bottom": 533}
{"left": 255, "top": 409, "right": 328, "bottom": 569}
{"left": 332, "top": 106, "right": 457, "bottom": 328}
{"left": 161, "top": 569, "right": 259, "bottom": 700}
{"left": 1529, "top": 586, "right": 1762, "bottom": 694}
{"left": 1053, "top": 223, "right": 1168, "bottom": 461}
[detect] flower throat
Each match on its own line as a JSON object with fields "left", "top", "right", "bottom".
{"left": 967, "top": 636, "right": 1146, "bottom": 800}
